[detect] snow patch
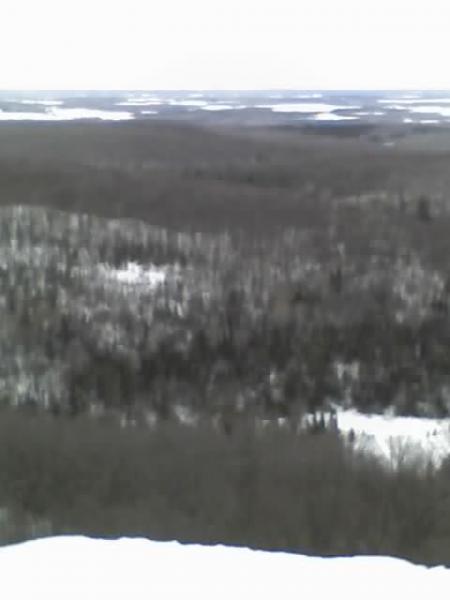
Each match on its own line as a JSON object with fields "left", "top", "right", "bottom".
{"left": 297, "top": 93, "right": 323, "bottom": 99}
{"left": 409, "top": 105, "right": 450, "bottom": 117}
{"left": 201, "top": 104, "right": 238, "bottom": 111}
{"left": 0, "top": 535, "right": 448, "bottom": 600}
{"left": 379, "top": 97, "right": 450, "bottom": 105}
{"left": 19, "top": 99, "right": 63, "bottom": 106}
{"left": 338, "top": 410, "right": 450, "bottom": 467}
{"left": 0, "top": 108, "right": 134, "bottom": 121}
{"left": 50, "top": 108, "right": 134, "bottom": 121}
{"left": 116, "top": 99, "right": 161, "bottom": 106}
{"left": 0, "top": 110, "right": 52, "bottom": 121}
{"left": 168, "top": 99, "right": 208, "bottom": 107}
{"left": 256, "top": 103, "right": 360, "bottom": 113}
{"left": 386, "top": 103, "right": 450, "bottom": 118}
{"left": 311, "top": 112, "right": 359, "bottom": 121}
{"left": 97, "top": 262, "right": 168, "bottom": 288}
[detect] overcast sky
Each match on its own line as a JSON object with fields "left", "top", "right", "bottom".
{"left": 1, "top": 0, "right": 449, "bottom": 90}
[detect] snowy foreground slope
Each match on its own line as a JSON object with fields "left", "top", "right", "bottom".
{"left": 0, "top": 536, "right": 449, "bottom": 600}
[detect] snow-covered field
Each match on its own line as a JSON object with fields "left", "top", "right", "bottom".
{"left": 20, "top": 99, "right": 64, "bottom": 106}
{"left": 200, "top": 104, "right": 238, "bottom": 111}
{"left": 338, "top": 410, "right": 450, "bottom": 467}
{"left": 255, "top": 102, "right": 358, "bottom": 113}
{"left": 408, "top": 105, "right": 450, "bottom": 118}
{"left": 116, "top": 98, "right": 162, "bottom": 106}
{"left": 311, "top": 112, "right": 358, "bottom": 121}
{"left": 0, "top": 536, "right": 448, "bottom": 600}
{"left": 378, "top": 97, "right": 450, "bottom": 105}
{"left": 0, "top": 107, "right": 133, "bottom": 121}
{"left": 97, "top": 261, "right": 169, "bottom": 288}
{"left": 1, "top": 91, "right": 450, "bottom": 123}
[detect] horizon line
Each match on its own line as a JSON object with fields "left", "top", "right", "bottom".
{"left": 1, "top": 88, "right": 450, "bottom": 93}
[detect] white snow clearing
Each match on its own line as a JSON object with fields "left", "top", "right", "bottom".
{"left": 116, "top": 99, "right": 162, "bottom": 106}
{"left": 256, "top": 103, "right": 360, "bottom": 113}
{"left": 311, "top": 113, "right": 358, "bottom": 121}
{"left": 168, "top": 99, "right": 209, "bottom": 107}
{"left": 378, "top": 97, "right": 450, "bottom": 105}
{"left": 408, "top": 105, "right": 450, "bottom": 117}
{"left": 19, "top": 99, "right": 64, "bottom": 106}
{"left": 385, "top": 103, "right": 450, "bottom": 118}
{"left": 200, "top": 104, "right": 237, "bottom": 111}
{"left": 0, "top": 108, "right": 134, "bottom": 121}
{"left": 51, "top": 108, "right": 134, "bottom": 121}
{"left": 338, "top": 410, "right": 450, "bottom": 467}
{"left": 296, "top": 93, "right": 323, "bottom": 99}
{"left": 0, "top": 536, "right": 448, "bottom": 600}
{"left": 96, "top": 262, "right": 169, "bottom": 288}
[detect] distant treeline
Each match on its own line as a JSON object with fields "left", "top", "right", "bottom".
{"left": 0, "top": 121, "right": 448, "bottom": 234}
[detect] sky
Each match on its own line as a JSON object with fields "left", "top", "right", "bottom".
{"left": 1, "top": 0, "right": 450, "bottom": 90}
{"left": 0, "top": 535, "right": 448, "bottom": 599}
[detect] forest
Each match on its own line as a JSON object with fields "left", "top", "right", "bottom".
{"left": 1, "top": 121, "right": 450, "bottom": 564}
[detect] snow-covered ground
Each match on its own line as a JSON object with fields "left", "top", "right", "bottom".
{"left": 378, "top": 97, "right": 450, "bottom": 105}
{"left": 200, "top": 104, "right": 238, "bottom": 111}
{"left": 297, "top": 93, "right": 323, "bottom": 99}
{"left": 311, "top": 112, "right": 358, "bottom": 121}
{"left": 0, "top": 107, "right": 134, "bottom": 121}
{"left": 255, "top": 102, "right": 359, "bottom": 113}
{"left": 19, "top": 99, "right": 64, "bottom": 106}
{"left": 116, "top": 95, "right": 162, "bottom": 106}
{"left": 408, "top": 105, "right": 450, "bottom": 118}
{"left": 0, "top": 535, "right": 448, "bottom": 600}
{"left": 96, "top": 261, "right": 182, "bottom": 289}
{"left": 168, "top": 99, "right": 208, "bottom": 107}
{"left": 1, "top": 91, "right": 449, "bottom": 124}
{"left": 338, "top": 410, "right": 450, "bottom": 467}
{"left": 379, "top": 100, "right": 450, "bottom": 120}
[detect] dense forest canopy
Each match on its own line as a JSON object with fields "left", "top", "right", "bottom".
{"left": 1, "top": 121, "right": 450, "bottom": 564}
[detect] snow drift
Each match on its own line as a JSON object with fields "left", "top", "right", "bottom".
{"left": 0, "top": 536, "right": 448, "bottom": 600}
